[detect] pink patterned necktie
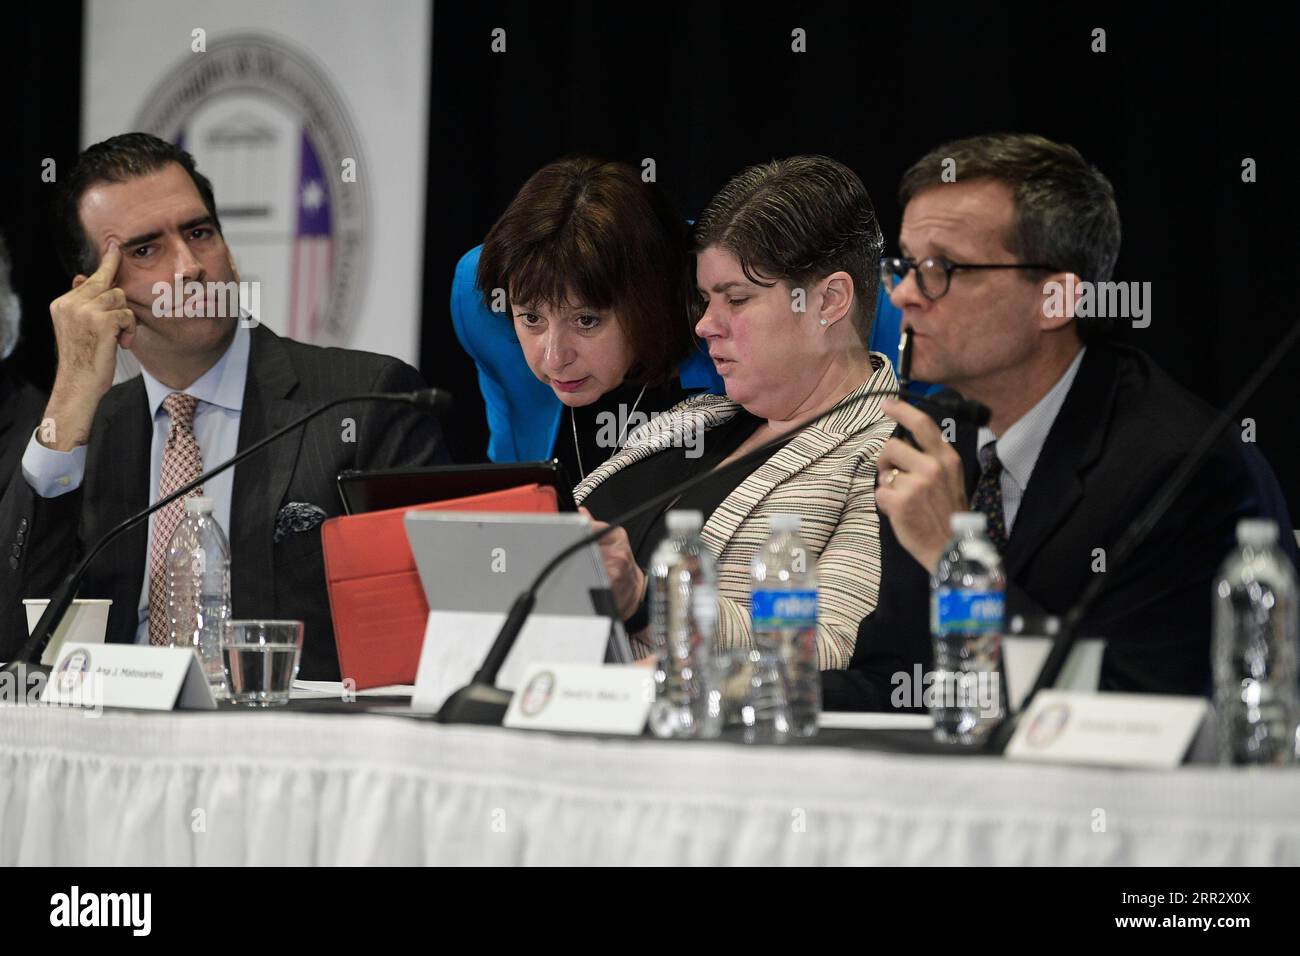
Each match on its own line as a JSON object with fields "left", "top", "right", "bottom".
{"left": 148, "top": 393, "right": 204, "bottom": 646}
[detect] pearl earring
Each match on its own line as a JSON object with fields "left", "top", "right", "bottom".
{"left": 819, "top": 318, "right": 829, "bottom": 326}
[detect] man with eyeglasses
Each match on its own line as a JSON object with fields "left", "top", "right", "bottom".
{"left": 823, "top": 132, "right": 1295, "bottom": 711}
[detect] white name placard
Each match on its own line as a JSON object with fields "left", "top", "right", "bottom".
{"left": 41, "top": 642, "right": 217, "bottom": 711}
{"left": 504, "top": 662, "right": 654, "bottom": 735}
{"left": 1006, "top": 690, "right": 1209, "bottom": 769}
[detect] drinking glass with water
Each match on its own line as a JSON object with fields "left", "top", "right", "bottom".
{"left": 222, "top": 620, "right": 304, "bottom": 707}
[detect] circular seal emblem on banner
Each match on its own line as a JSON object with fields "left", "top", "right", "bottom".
{"left": 135, "top": 33, "right": 370, "bottom": 347}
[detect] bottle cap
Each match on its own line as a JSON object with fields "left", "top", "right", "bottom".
{"left": 770, "top": 513, "right": 801, "bottom": 534}
{"left": 950, "top": 511, "right": 986, "bottom": 534}
{"left": 665, "top": 510, "right": 703, "bottom": 533}
{"left": 185, "top": 496, "right": 215, "bottom": 515}
{"left": 1236, "top": 518, "right": 1278, "bottom": 547}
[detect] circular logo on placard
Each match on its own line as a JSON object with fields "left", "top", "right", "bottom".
{"left": 519, "top": 670, "right": 557, "bottom": 717}
{"left": 1025, "top": 702, "right": 1071, "bottom": 748}
{"left": 55, "top": 648, "right": 92, "bottom": 693}
{"left": 134, "top": 33, "right": 370, "bottom": 346}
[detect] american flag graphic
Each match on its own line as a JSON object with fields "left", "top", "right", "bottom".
{"left": 289, "top": 132, "right": 333, "bottom": 341}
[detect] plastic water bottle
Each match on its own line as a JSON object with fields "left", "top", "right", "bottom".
{"left": 930, "top": 512, "right": 1006, "bottom": 744}
{"left": 1212, "top": 519, "right": 1298, "bottom": 765}
{"left": 647, "top": 510, "right": 721, "bottom": 739}
{"left": 751, "top": 513, "right": 819, "bottom": 739}
{"left": 165, "top": 496, "right": 232, "bottom": 695}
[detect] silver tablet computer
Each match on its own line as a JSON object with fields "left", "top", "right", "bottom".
{"left": 403, "top": 511, "right": 632, "bottom": 663}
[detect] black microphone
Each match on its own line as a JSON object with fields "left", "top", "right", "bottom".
{"left": 437, "top": 382, "right": 990, "bottom": 724}
{"left": 912, "top": 393, "right": 990, "bottom": 428}
{"left": 984, "top": 317, "right": 1300, "bottom": 754}
{"left": 896, "top": 328, "right": 991, "bottom": 427}
{"left": 2, "top": 387, "right": 451, "bottom": 676}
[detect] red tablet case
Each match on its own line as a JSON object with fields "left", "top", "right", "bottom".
{"left": 321, "top": 483, "right": 559, "bottom": 689}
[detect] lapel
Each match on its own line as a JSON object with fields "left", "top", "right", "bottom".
{"left": 89, "top": 378, "right": 151, "bottom": 631}
{"left": 229, "top": 324, "right": 306, "bottom": 615}
{"left": 0, "top": 373, "right": 17, "bottom": 447}
{"left": 702, "top": 360, "right": 898, "bottom": 558}
{"left": 1001, "top": 347, "right": 1117, "bottom": 578}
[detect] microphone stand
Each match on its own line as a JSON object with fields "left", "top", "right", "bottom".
{"left": 437, "top": 385, "right": 990, "bottom": 724}
{"left": 3, "top": 389, "right": 450, "bottom": 677}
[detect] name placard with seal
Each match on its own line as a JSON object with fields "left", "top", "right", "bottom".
{"left": 1006, "top": 690, "right": 1209, "bottom": 769}
{"left": 42, "top": 643, "right": 217, "bottom": 711}
{"left": 504, "top": 662, "right": 654, "bottom": 735}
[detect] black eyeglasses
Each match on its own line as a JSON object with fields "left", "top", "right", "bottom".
{"left": 880, "top": 256, "right": 1058, "bottom": 301}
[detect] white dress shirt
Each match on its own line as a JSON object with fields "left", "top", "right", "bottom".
{"left": 975, "top": 347, "right": 1086, "bottom": 534}
{"left": 21, "top": 322, "right": 251, "bottom": 642}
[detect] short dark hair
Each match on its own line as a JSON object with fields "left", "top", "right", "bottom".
{"left": 689, "top": 155, "right": 883, "bottom": 345}
{"left": 476, "top": 156, "right": 695, "bottom": 387}
{"left": 898, "top": 133, "right": 1122, "bottom": 342}
{"left": 54, "top": 132, "right": 223, "bottom": 278}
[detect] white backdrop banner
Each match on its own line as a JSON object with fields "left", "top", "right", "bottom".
{"left": 84, "top": 0, "right": 431, "bottom": 368}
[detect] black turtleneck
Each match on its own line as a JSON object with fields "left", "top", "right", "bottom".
{"left": 553, "top": 377, "right": 691, "bottom": 487}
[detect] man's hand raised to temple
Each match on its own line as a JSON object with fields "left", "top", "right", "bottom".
{"left": 40, "top": 243, "right": 136, "bottom": 450}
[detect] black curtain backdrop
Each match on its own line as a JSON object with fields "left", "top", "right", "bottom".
{"left": 6, "top": 2, "right": 1297, "bottom": 518}
{"left": 4, "top": 5, "right": 83, "bottom": 396}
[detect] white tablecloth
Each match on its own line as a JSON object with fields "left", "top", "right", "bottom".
{"left": 1, "top": 704, "right": 1297, "bottom": 865}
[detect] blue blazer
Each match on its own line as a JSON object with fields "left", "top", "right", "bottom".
{"left": 451, "top": 245, "right": 912, "bottom": 462}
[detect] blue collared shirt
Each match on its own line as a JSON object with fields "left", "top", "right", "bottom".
{"left": 22, "top": 321, "right": 251, "bottom": 643}
{"left": 976, "top": 347, "right": 1086, "bottom": 534}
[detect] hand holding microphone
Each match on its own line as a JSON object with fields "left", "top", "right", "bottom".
{"left": 875, "top": 398, "right": 974, "bottom": 573}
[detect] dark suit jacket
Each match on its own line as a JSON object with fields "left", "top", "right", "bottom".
{"left": 824, "top": 341, "right": 1298, "bottom": 711}
{"left": 0, "top": 323, "right": 446, "bottom": 679}
{"left": 0, "top": 365, "right": 47, "bottom": 502}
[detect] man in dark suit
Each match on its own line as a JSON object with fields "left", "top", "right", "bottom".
{"left": 0, "top": 367, "right": 46, "bottom": 501}
{"left": 825, "top": 133, "right": 1295, "bottom": 711}
{"left": 0, "top": 233, "right": 49, "bottom": 501}
{"left": 0, "top": 133, "right": 444, "bottom": 680}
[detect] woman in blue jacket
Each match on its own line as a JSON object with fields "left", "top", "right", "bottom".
{"left": 453, "top": 156, "right": 721, "bottom": 481}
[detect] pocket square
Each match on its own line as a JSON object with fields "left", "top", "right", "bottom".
{"left": 274, "top": 502, "right": 329, "bottom": 543}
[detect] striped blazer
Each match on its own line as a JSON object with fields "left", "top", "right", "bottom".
{"left": 574, "top": 355, "right": 899, "bottom": 670}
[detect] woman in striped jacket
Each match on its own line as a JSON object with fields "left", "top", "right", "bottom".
{"left": 576, "top": 155, "right": 898, "bottom": 670}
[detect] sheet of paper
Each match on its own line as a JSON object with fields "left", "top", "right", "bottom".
{"left": 410, "top": 610, "right": 613, "bottom": 713}
{"left": 291, "top": 681, "right": 416, "bottom": 700}
{"left": 1003, "top": 636, "right": 1105, "bottom": 712}
{"left": 817, "top": 712, "right": 934, "bottom": 731}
